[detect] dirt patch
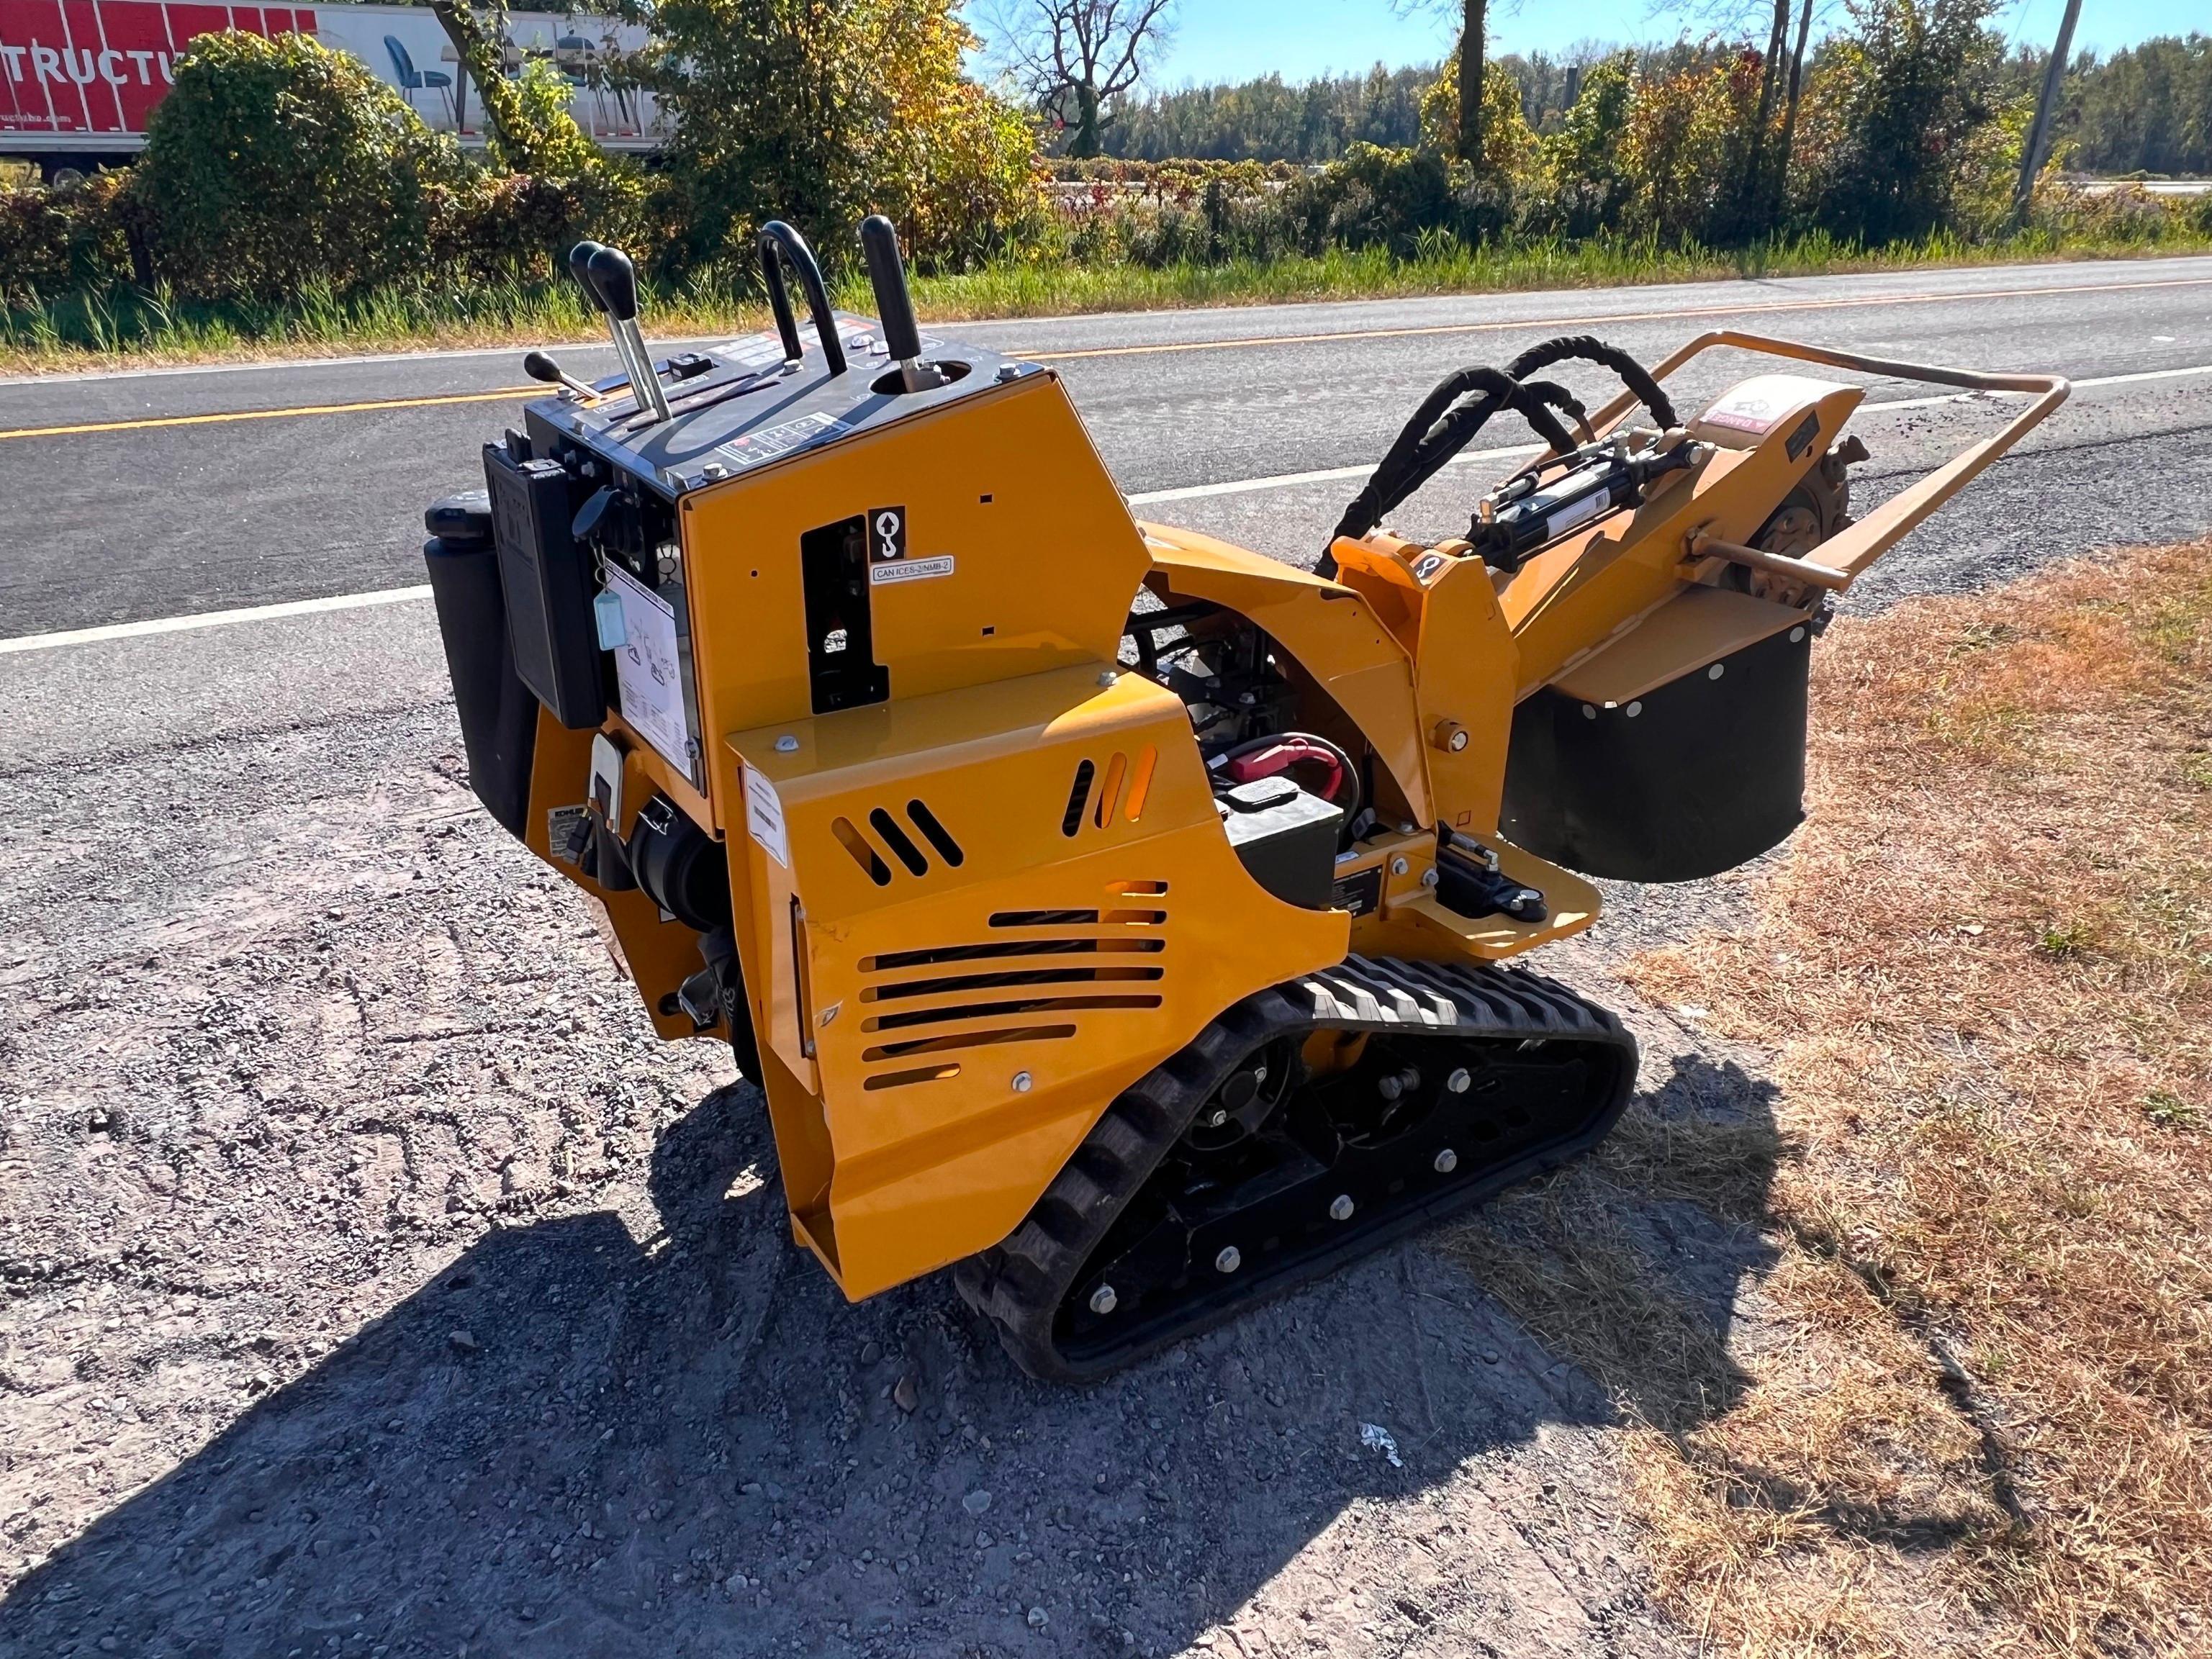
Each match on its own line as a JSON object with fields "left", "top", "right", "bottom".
{"left": 0, "top": 654, "right": 1715, "bottom": 1659}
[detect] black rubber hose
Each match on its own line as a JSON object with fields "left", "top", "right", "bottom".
{"left": 1505, "top": 334, "right": 1678, "bottom": 431}
{"left": 1369, "top": 375, "right": 1584, "bottom": 526}
{"left": 1328, "top": 366, "right": 1578, "bottom": 550}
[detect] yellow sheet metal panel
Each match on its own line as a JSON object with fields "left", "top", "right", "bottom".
{"left": 1551, "top": 586, "right": 1809, "bottom": 705}
{"left": 677, "top": 374, "right": 1149, "bottom": 843}
{"left": 1330, "top": 534, "right": 1522, "bottom": 838}
{"left": 724, "top": 662, "right": 1348, "bottom": 1298}
{"left": 1138, "top": 522, "right": 1434, "bottom": 825}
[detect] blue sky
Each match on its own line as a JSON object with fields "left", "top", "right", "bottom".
{"left": 1098, "top": 0, "right": 2192, "bottom": 90}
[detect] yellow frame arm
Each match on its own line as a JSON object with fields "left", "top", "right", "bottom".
{"left": 1582, "top": 329, "right": 2070, "bottom": 587}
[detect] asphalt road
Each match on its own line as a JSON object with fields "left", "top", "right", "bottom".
{"left": 4, "top": 253, "right": 2211, "bottom": 639}
{"left": 4, "top": 260, "right": 2211, "bottom": 1659}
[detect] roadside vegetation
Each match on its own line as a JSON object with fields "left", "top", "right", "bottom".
{"left": 1454, "top": 541, "right": 2212, "bottom": 1654}
{"left": 2, "top": 3, "right": 2210, "bottom": 373}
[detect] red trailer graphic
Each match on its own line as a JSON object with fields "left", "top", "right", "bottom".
{"left": 1, "top": 0, "right": 664, "bottom": 166}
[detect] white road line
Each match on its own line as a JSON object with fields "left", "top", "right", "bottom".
{"left": 0, "top": 585, "right": 433, "bottom": 656}
{"left": 4, "top": 359, "right": 2207, "bottom": 659}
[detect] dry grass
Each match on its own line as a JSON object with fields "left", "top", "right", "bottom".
{"left": 1453, "top": 542, "right": 2212, "bottom": 1657}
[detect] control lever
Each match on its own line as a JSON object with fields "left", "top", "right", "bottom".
{"left": 567, "top": 240, "right": 641, "bottom": 402}
{"left": 569, "top": 241, "right": 672, "bottom": 423}
{"left": 523, "top": 348, "right": 597, "bottom": 400}
{"left": 859, "top": 215, "right": 942, "bottom": 393}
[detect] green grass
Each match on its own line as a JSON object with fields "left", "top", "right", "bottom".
{"left": 5, "top": 225, "right": 2210, "bottom": 376}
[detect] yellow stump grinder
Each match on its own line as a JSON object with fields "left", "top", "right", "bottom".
{"left": 421, "top": 220, "right": 2065, "bottom": 1380}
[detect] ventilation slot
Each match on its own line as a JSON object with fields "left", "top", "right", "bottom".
{"left": 864, "top": 1025, "right": 1080, "bottom": 1062}
{"left": 869, "top": 808, "right": 929, "bottom": 877}
{"left": 906, "top": 800, "right": 964, "bottom": 867}
{"left": 863, "top": 937, "right": 1165, "bottom": 972}
{"left": 864, "top": 1062, "right": 962, "bottom": 1092}
{"left": 865, "top": 993, "right": 1163, "bottom": 1033}
{"left": 1125, "top": 746, "right": 1157, "bottom": 821}
{"left": 833, "top": 817, "right": 891, "bottom": 885}
{"left": 834, "top": 797, "right": 965, "bottom": 884}
{"left": 865, "top": 964, "right": 1165, "bottom": 1001}
{"left": 1060, "top": 760, "right": 1095, "bottom": 837}
{"left": 1094, "top": 753, "right": 1127, "bottom": 828}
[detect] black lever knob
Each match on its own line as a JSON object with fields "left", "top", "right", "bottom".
{"left": 859, "top": 215, "right": 923, "bottom": 366}
{"left": 587, "top": 245, "right": 640, "bottom": 324}
{"left": 567, "top": 241, "right": 609, "bottom": 312}
{"left": 523, "top": 349, "right": 596, "bottom": 399}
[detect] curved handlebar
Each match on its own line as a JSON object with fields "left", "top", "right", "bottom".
{"left": 757, "top": 221, "right": 847, "bottom": 376}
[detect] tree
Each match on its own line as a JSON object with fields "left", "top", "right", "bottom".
{"left": 1458, "top": 0, "right": 1486, "bottom": 163}
{"left": 1795, "top": 0, "right": 2004, "bottom": 244}
{"left": 633, "top": 0, "right": 1040, "bottom": 268}
{"left": 993, "top": 0, "right": 1175, "bottom": 158}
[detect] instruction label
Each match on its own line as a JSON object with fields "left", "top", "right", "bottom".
{"left": 604, "top": 566, "right": 694, "bottom": 774}
{"left": 744, "top": 766, "right": 791, "bottom": 867}
{"left": 870, "top": 555, "right": 954, "bottom": 585}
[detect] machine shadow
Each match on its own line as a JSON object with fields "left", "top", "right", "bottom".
{"left": 0, "top": 1052, "right": 1783, "bottom": 1658}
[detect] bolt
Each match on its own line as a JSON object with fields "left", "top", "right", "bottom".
{"left": 1581, "top": 704, "right": 1598, "bottom": 720}
{"left": 1378, "top": 1074, "right": 1404, "bottom": 1102}
{"left": 1089, "top": 1283, "right": 1118, "bottom": 1316}
{"left": 1329, "top": 1194, "right": 1355, "bottom": 1222}
{"left": 1098, "top": 669, "right": 1118, "bottom": 687}
{"left": 1389, "top": 856, "right": 1409, "bottom": 877}
{"left": 1011, "top": 1072, "right": 1032, "bottom": 1093}
{"left": 1447, "top": 1067, "right": 1471, "bottom": 1093}
{"left": 1214, "top": 1245, "right": 1242, "bottom": 1274}
{"left": 1399, "top": 1067, "right": 1420, "bottom": 1093}
{"left": 995, "top": 363, "right": 1021, "bottom": 383}
{"left": 1707, "top": 662, "right": 1725, "bottom": 680}
{"left": 1421, "top": 868, "right": 1440, "bottom": 889}
{"left": 1202, "top": 1108, "right": 1227, "bottom": 1128}
{"left": 1625, "top": 700, "right": 1643, "bottom": 719}
{"left": 1435, "top": 1148, "right": 1459, "bottom": 1174}
{"left": 774, "top": 734, "right": 800, "bottom": 754}
{"left": 1789, "top": 625, "right": 1807, "bottom": 643}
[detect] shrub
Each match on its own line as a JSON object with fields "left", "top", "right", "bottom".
{"left": 0, "top": 171, "right": 145, "bottom": 297}
{"left": 1620, "top": 48, "right": 1769, "bottom": 245}
{"left": 1536, "top": 54, "right": 1636, "bottom": 237}
{"left": 633, "top": 0, "right": 1044, "bottom": 274}
{"left": 1792, "top": 0, "right": 2007, "bottom": 245}
{"left": 133, "top": 30, "right": 466, "bottom": 300}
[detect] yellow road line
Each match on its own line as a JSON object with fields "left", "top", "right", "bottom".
{"left": 1015, "top": 274, "right": 2212, "bottom": 361}
{"left": 0, "top": 386, "right": 536, "bottom": 440}
{"left": 4, "top": 271, "right": 2207, "bottom": 440}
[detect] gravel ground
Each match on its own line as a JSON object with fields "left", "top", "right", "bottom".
{"left": 0, "top": 603, "right": 1787, "bottom": 1659}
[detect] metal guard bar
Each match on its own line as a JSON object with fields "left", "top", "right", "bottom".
{"left": 1582, "top": 330, "right": 2070, "bottom": 586}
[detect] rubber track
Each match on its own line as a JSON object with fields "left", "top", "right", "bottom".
{"left": 953, "top": 958, "right": 1636, "bottom": 1382}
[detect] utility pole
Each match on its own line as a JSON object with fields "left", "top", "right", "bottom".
{"left": 2013, "top": 0, "right": 2082, "bottom": 225}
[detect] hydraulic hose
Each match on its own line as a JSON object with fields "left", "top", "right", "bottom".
{"left": 1329, "top": 367, "right": 1579, "bottom": 553}
{"left": 1322, "top": 337, "right": 1675, "bottom": 577}
{"left": 1506, "top": 335, "right": 1679, "bottom": 431}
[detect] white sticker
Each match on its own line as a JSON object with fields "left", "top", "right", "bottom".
{"left": 604, "top": 566, "right": 694, "bottom": 774}
{"left": 1545, "top": 487, "right": 1611, "bottom": 543}
{"left": 744, "top": 766, "right": 791, "bottom": 867}
{"left": 869, "top": 555, "right": 955, "bottom": 586}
